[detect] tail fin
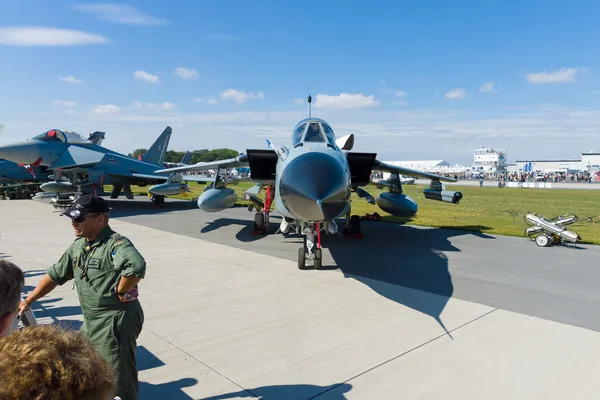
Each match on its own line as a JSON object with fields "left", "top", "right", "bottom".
{"left": 88, "top": 131, "right": 106, "bottom": 145}
{"left": 141, "top": 126, "right": 172, "bottom": 165}
{"left": 180, "top": 151, "right": 192, "bottom": 165}
{"left": 266, "top": 139, "right": 274, "bottom": 149}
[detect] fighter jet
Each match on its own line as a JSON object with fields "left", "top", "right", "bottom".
{"left": 0, "top": 126, "right": 211, "bottom": 206}
{"left": 0, "top": 130, "right": 106, "bottom": 184}
{"left": 156, "top": 96, "right": 463, "bottom": 269}
{"left": 161, "top": 151, "right": 193, "bottom": 168}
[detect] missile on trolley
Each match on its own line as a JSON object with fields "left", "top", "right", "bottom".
{"left": 524, "top": 213, "right": 582, "bottom": 246}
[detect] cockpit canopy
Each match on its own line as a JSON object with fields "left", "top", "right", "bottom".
{"left": 32, "top": 129, "right": 90, "bottom": 144}
{"left": 292, "top": 119, "right": 336, "bottom": 146}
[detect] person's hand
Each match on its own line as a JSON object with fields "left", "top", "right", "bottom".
{"left": 117, "top": 287, "right": 138, "bottom": 302}
{"left": 18, "top": 299, "right": 31, "bottom": 315}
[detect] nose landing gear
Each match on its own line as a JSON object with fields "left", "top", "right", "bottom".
{"left": 298, "top": 223, "right": 323, "bottom": 270}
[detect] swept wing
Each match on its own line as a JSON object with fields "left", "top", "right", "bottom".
{"left": 155, "top": 154, "right": 249, "bottom": 174}
{"left": 373, "top": 160, "right": 457, "bottom": 183}
{"left": 129, "top": 172, "right": 215, "bottom": 184}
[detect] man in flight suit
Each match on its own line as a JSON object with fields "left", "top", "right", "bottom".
{"left": 19, "top": 194, "right": 146, "bottom": 400}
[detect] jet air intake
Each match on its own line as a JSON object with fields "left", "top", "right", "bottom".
{"left": 279, "top": 152, "right": 350, "bottom": 222}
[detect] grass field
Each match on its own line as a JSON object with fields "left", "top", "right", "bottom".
{"left": 111, "top": 181, "right": 600, "bottom": 245}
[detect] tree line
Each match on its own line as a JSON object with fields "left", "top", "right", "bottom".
{"left": 129, "top": 148, "right": 239, "bottom": 164}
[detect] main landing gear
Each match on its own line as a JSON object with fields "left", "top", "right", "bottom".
{"left": 252, "top": 185, "right": 273, "bottom": 235}
{"left": 151, "top": 194, "right": 165, "bottom": 208}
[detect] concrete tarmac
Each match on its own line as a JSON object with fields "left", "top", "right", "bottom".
{"left": 2, "top": 198, "right": 600, "bottom": 399}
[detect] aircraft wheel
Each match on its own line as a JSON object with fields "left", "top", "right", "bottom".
{"left": 314, "top": 248, "right": 322, "bottom": 270}
{"left": 254, "top": 212, "right": 264, "bottom": 232}
{"left": 350, "top": 215, "right": 361, "bottom": 234}
{"left": 298, "top": 247, "right": 307, "bottom": 270}
{"left": 535, "top": 235, "right": 550, "bottom": 247}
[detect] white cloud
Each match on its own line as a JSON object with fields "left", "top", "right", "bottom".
{"left": 219, "top": 89, "right": 265, "bottom": 103}
{"left": 192, "top": 97, "right": 203, "bottom": 103}
{"left": 313, "top": 93, "right": 379, "bottom": 109}
{"left": 208, "top": 98, "right": 218, "bottom": 105}
{"left": 134, "top": 70, "right": 160, "bottom": 83}
{"left": 526, "top": 68, "right": 581, "bottom": 84}
{"left": 395, "top": 90, "right": 408, "bottom": 97}
{"left": 293, "top": 98, "right": 304, "bottom": 105}
{"left": 59, "top": 75, "right": 85, "bottom": 84}
{"left": 479, "top": 81, "right": 496, "bottom": 93}
{"left": 445, "top": 88, "right": 466, "bottom": 100}
{"left": 52, "top": 100, "right": 76, "bottom": 107}
{"left": 94, "top": 104, "right": 119, "bottom": 114}
{"left": 73, "top": 3, "right": 168, "bottom": 26}
{"left": 0, "top": 26, "right": 109, "bottom": 46}
{"left": 174, "top": 67, "right": 199, "bottom": 80}
{"left": 133, "top": 101, "right": 176, "bottom": 110}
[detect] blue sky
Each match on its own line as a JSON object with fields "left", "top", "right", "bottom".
{"left": 1, "top": 0, "right": 599, "bottom": 165}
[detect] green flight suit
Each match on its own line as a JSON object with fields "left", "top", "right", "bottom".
{"left": 47, "top": 225, "right": 146, "bottom": 400}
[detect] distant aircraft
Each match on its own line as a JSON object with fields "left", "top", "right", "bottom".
{"left": 161, "top": 151, "right": 193, "bottom": 168}
{"left": 0, "top": 126, "right": 211, "bottom": 206}
{"left": 157, "top": 96, "right": 463, "bottom": 268}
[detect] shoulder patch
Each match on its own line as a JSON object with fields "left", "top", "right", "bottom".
{"left": 112, "top": 237, "right": 131, "bottom": 248}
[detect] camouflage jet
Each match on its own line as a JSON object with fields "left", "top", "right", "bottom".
{"left": 0, "top": 126, "right": 210, "bottom": 206}
{"left": 156, "top": 96, "right": 463, "bottom": 269}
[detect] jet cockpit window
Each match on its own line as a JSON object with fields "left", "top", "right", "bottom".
{"left": 321, "top": 123, "right": 336, "bottom": 145}
{"left": 303, "top": 122, "right": 325, "bottom": 142}
{"left": 33, "top": 129, "right": 66, "bottom": 143}
{"left": 292, "top": 123, "right": 307, "bottom": 145}
{"left": 62, "top": 130, "right": 89, "bottom": 144}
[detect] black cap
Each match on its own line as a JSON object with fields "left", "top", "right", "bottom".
{"left": 60, "top": 194, "right": 110, "bottom": 219}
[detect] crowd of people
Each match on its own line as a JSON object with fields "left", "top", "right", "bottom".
{"left": 0, "top": 194, "right": 146, "bottom": 400}
{"left": 420, "top": 170, "right": 598, "bottom": 183}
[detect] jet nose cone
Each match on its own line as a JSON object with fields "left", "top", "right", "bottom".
{"left": 0, "top": 141, "right": 40, "bottom": 165}
{"left": 280, "top": 151, "right": 350, "bottom": 221}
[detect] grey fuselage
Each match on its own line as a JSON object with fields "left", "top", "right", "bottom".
{"left": 271, "top": 118, "right": 352, "bottom": 223}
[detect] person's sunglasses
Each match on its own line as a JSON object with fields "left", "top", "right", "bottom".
{"left": 71, "top": 213, "right": 100, "bottom": 223}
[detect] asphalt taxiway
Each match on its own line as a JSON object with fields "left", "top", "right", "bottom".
{"left": 2, "top": 198, "right": 600, "bottom": 399}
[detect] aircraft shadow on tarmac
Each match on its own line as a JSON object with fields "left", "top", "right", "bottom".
{"left": 98, "top": 198, "right": 200, "bottom": 217}
{"left": 203, "top": 214, "right": 496, "bottom": 337}
{"left": 41, "top": 197, "right": 200, "bottom": 218}
{"left": 198, "top": 382, "right": 353, "bottom": 400}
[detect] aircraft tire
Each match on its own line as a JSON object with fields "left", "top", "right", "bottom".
{"left": 350, "top": 215, "right": 361, "bottom": 234}
{"left": 298, "top": 247, "right": 307, "bottom": 270}
{"left": 254, "top": 212, "right": 264, "bottom": 232}
{"left": 314, "top": 248, "right": 322, "bottom": 269}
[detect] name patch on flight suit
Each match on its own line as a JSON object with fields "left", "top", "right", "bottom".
{"left": 88, "top": 258, "right": 101, "bottom": 269}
